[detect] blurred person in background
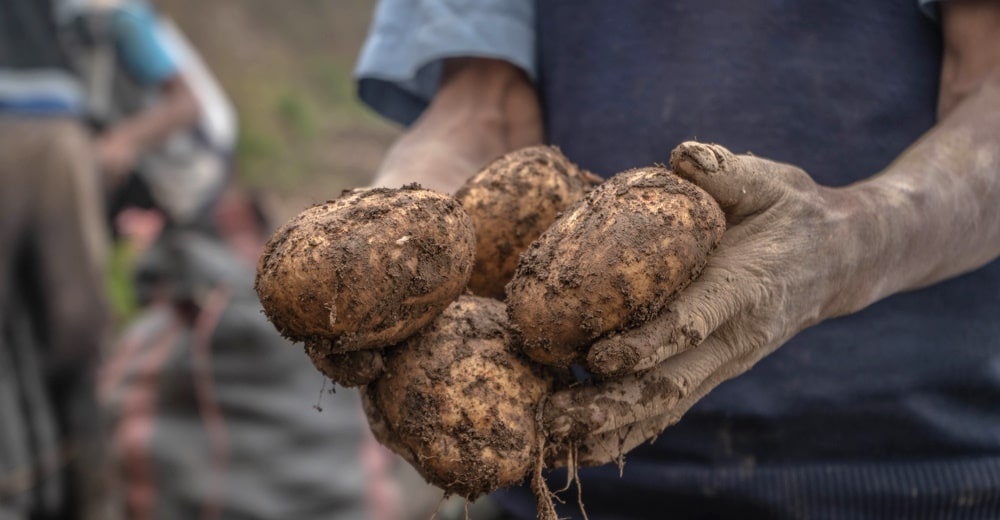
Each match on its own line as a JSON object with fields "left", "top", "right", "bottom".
{"left": 90, "top": 1, "right": 233, "bottom": 235}
{"left": 99, "top": 187, "right": 379, "bottom": 520}
{"left": 0, "top": 0, "right": 197, "bottom": 518}
{"left": 353, "top": 0, "right": 1000, "bottom": 518}
{"left": 78, "top": 3, "right": 384, "bottom": 519}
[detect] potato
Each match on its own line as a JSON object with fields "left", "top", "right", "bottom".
{"left": 304, "top": 342, "right": 384, "bottom": 387}
{"left": 362, "top": 295, "right": 553, "bottom": 498}
{"left": 506, "top": 167, "right": 725, "bottom": 367}
{"left": 456, "top": 146, "right": 601, "bottom": 299}
{"left": 255, "top": 185, "right": 475, "bottom": 352}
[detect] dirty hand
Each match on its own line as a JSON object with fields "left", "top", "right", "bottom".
{"left": 543, "top": 141, "right": 877, "bottom": 466}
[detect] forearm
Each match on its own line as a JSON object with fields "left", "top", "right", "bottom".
{"left": 104, "top": 75, "right": 199, "bottom": 152}
{"left": 843, "top": 72, "right": 1000, "bottom": 309}
{"left": 828, "top": 0, "right": 1000, "bottom": 313}
{"left": 371, "top": 58, "right": 542, "bottom": 193}
{"left": 427, "top": 57, "right": 543, "bottom": 152}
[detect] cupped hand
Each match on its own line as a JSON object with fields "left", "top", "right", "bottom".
{"left": 542, "top": 141, "right": 874, "bottom": 467}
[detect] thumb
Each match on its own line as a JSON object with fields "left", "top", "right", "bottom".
{"left": 669, "top": 141, "right": 798, "bottom": 222}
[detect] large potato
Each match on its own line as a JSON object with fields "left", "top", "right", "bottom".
{"left": 255, "top": 185, "right": 475, "bottom": 352}
{"left": 456, "top": 146, "right": 601, "bottom": 299}
{"left": 362, "top": 296, "right": 553, "bottom": 498}
{"left": 507, "top": 167, "right": 725, "bottom": 367}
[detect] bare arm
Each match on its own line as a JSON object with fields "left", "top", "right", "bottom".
{"left": 937, "top": 0, "right": 1000, "bottom": 118}
{"left": 370, "top": 58, "right": 543, "bottom": 193}
{"left": 836, "top": 0, "right": 1000, "bottom": 311}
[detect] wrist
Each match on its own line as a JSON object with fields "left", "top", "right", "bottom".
{"left": 828, "top": 179, "right": 922, "bottom": 314}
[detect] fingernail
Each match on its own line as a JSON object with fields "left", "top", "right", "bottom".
{"left": 670, "top": 142, "right": 720, "bottom": 174}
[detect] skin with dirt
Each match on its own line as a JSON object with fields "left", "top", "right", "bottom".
{"left": 254, "top": 184, "right": 475, "bottom": 353}
{"left": 361, "top": 296, "right": 554, "bottom": 499}
{"left": 507, "top": 167, "right": 725, "bottom": 368}
{"left": 456, "top": 145, "right": 601, "bottom": 299}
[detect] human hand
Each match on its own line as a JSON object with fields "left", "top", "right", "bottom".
{"left": 542, "top": 141, "right": 875, "bottom": 467}
{"left": 95, "top": 131, "right": 139, "bottom": 187}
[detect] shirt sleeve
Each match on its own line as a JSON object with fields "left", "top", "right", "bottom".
{"left": 354, "top": 0, "right": 535, "bottom": 126}
{"left": 112, "top": 2, "right": 180, "bottom": 85}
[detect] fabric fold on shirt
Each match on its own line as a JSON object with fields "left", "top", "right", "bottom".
{"left": 354, "top": 0, "right": 535, "bottom": 126}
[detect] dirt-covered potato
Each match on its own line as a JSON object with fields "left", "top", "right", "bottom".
{"left": 362, "top": 295, "right": 553, "bottom": 499}
{"left": 255, "top": 185, "right": 475, "bottom": 352}
{"left": 507, "top": 167, "right": 725, "bottom": 367}
{"left": 455, "top": 146, "right": 601, "bottom": 299}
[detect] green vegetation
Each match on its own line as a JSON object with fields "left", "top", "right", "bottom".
{"left": 276, "top": 88, "right": 319, "bottom": 138}
{"left": 106, "top": 240, "right": 139, "bottom": 326}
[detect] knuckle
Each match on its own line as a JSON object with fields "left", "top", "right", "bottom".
{"left": 672, "top": 372, "right": 695, "bottom": 399}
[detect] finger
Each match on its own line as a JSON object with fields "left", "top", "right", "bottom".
{"left": 546, "top": 334, "right": 747, "bottom": 441}
{"left": 587, "top": 241, "right": 750, "bottom": 377}
{"left": 556, "top": 350, "right": 758, "bottom": 468}
{"left": 669, "top": 141, "right": 804, "bottom": 222}
{"left": 545, "top": 413, "right": 665, "bottom": 469}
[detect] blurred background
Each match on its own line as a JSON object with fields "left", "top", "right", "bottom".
{"left": 157, "top": 0, "right": 396, "bottom": 222}
{"left": 105, "top": 0, "right": 401, "bottom": 321}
